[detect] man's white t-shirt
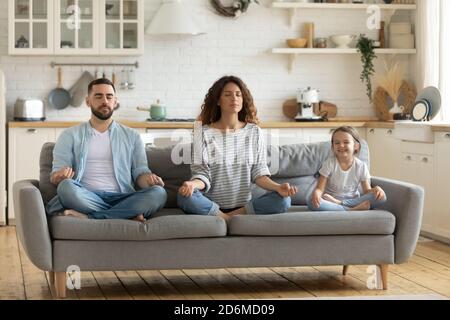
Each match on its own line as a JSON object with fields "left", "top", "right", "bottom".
{"left": 319, "top": 156, "right": 370, "bottom": 200}
{"left": 80, "top": 129, "right": 121, "bottom": 193}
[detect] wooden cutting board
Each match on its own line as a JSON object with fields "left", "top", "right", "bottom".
{"left": 282, "top": 99, "right": 299, "bottom": 119}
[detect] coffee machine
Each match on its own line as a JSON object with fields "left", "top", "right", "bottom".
{"left": 295, "top": 87, "right": 325, "bottom": 122}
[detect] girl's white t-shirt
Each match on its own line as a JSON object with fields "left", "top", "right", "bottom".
{"left": 319, "top": 156, "right": 371, "bottom": 200}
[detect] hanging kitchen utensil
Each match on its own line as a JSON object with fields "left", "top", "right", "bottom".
{"left": 112, "top": 69, "right": 120, "bottom": 110}
{"left": 120, "top": 68, "right": 128, "bottom": 90}
{"left": 48, "top": 67, "right": 71, "bottom": 110}
{"left": 69, "top": 71, "right": 95, "bottom": 107}
{"left": 127, "top": 68, "right": 135, "bottom": 89}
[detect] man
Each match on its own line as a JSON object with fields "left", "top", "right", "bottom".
{"left": 46, "top": 78, "right": 167, "bottom": 222}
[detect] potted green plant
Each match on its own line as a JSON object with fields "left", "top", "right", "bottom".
{"left": 356, "top": 34, "right": 377, "bottom": 101}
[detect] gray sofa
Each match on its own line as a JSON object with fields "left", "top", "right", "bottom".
{"left": 13, "top": 140, "right": 424, "bottom": 298}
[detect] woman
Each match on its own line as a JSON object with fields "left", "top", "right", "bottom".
{"left": 177, "top": 75, "right": 297, "bottom": 221}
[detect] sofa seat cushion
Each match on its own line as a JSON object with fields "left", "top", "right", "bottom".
{"left": 50, "top": 209, "right": 227, "bottom": 241}
{"left": 228, "top": 208, "right": 396, "bottom": 236}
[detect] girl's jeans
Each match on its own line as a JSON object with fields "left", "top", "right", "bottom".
{"left": 307, "top": 192, "right": 387, "bottom": 212}
{"left": 177, "top": 189, "right": 291, "bottom": 216}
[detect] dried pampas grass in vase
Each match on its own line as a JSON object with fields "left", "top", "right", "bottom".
{"left": 375, "top": 61, "right": 406, "bottom": 114}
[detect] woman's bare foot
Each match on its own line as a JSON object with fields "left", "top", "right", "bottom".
{"left": 132, "top": 214, "right": 146, "bottom": 223}
{"left": 217, "top": 212, "right": 231, "bottom": 222}
{"left": 226, "top": 207, "right": 246, "bottom": 217}
{"left": 322, "top": 194, "right": 342, "bottom": 204}
{"left": 348, "top": 200, "right": 371, "bottom": 211}
{"left": 63, "top": 209, "right": 88, "bottom": 219}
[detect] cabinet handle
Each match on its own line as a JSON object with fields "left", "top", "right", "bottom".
{"left": 405, "top": 155, "right": 412, "bottom": 161}
{"left": 387, "top": 129, "right": 393, "bottom": 135}
{"left": 445, "top": 133, "right": 450, "bottom": 139}
{"left": 369, "top": 129, "right": 375, "bottom": 134}
{"left": 422, "top": 157, "right": 428, "bottom": 163}
{"left": 27, "top": 129, "right": 37, "bottom": 134}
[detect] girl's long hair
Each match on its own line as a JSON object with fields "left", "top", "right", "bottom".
{"left": 197, "top": 76, "right": 259, "bottom": 125}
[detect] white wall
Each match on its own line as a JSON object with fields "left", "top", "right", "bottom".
{"left": 0, "top": 0, "right": 414, "bottom": 121}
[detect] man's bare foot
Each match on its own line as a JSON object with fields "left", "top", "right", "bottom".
{"left": 63, "top": 209, "right": 88, "bottom": 219}
{"left": 322, "top": 194, "right": 342, "bottom": 204}
{"left": 348, "top": 200, "right": 371, "bottom": 211}
{"left": 132, "top": 214, "right": 146, "bottom": 223}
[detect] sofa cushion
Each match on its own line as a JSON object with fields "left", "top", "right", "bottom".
{"left": 49, "top": 208, "right": 227, "bottom": 241}
{"left": 228, "top": 209, "right": 395, "bottom": 236}
{"left": 268, "top": 140, "right": 370, "bottom": 178}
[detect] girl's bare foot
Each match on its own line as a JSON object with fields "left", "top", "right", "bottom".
{"left": 132, "top": 214, "right": 146, "bottom": 223}
{"left": 348, "top": 200, "right": 371, "bottom": 211}
{"left": 322, "top": 194, "right": 342, "bottom": 204}
{"left": 63, "top": 209, "right": 88, "bottom": 219}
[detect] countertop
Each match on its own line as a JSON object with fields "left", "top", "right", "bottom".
{"left": 7, "top": 119, "right": 450, "bottom": 131}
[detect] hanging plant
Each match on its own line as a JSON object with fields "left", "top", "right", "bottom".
{"left": 356, "top": 34, "right": 377, "bottom": 101}
{"left": 210, "top": 0, "right": 259, "bottom": 18}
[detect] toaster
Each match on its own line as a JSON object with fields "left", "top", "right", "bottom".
{"left": 14, "top": 98, "right": 46, "bottom": 121}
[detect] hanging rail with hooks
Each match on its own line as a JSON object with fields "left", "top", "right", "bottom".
{"left": 50, "top": 61, "right": 139, "bottom": 69}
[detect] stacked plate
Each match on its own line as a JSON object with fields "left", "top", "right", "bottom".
{"left": 411, "top": 86, "right": 441, "bottom": 121}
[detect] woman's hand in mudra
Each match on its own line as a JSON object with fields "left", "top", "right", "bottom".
{"left": 178, "top": 181, "right": 196, "bottom": 197}
{"left": 277, "top": 183, "right": 298, "bottom": 198}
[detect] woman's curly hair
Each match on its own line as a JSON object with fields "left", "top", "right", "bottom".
{"left": 198, "top": 75, "right": 259, "bottom": 125}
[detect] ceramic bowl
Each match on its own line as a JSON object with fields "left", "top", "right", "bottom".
{"left": 330, "top": 35, "right": 355, "bottom": 49}
{"left": 286, "top": 38, "right": 307, "bottom": 48}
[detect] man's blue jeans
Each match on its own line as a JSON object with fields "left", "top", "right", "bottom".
{"left": 177, "top": 189, "right": 291, "bottom": 216}
{"left": 307, "top": 192, "right": 387, "bottom": 212}
{"left": 46, "top": 179, "right": 167, "bottom": 219}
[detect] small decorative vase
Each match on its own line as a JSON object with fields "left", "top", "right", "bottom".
{"left": 389, "top": 101, "right": 404, "bottom": 114}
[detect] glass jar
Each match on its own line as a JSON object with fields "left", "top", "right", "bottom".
{"left": 315, "top": 37, "right": 327, "bottom": 48}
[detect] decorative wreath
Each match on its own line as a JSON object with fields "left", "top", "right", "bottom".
{"left": 373, "top": 80, "right": 417, "bottom": 121}
{"left": 210, "top": 0, "right": 259, "bottom": 18}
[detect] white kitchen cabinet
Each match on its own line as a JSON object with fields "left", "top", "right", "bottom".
{"left": 54, "top": 0, "right": 99, "bottom": 55}
{"left": 366, "top": 128, "right": 400, "bottom": 180}
{"left": 302, "top": 128, "right": 333, "bottom": 143}
{"left": 100, "top": 0, "right": 144, "bottom": 55}
{"left": 8, "top": 0, "right": 144, "bottom": 56}
{"left": 8, "top": 0, "right": 54, "bottom": 55}
{"left": 262, "top": 128, "right": 301, "bottom": 146}
{"left": 434, "top": 132, "right": 450, "bottom": 239}
{"left": 8, "top": 127, "right": 56, "bottom": 222}
{"left": 398, "top": 141, "right": 435, "bottom": 234}
{"left": 145, "top": 128, "right": 193, "bottom": 148}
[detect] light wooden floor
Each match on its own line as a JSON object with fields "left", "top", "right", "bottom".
{"left": 1, "top": 226, "right": 449, "bottom": 300}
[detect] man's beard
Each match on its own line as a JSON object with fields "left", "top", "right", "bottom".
{"left": 91, "top": 106, "right": 113, "bottom": 120}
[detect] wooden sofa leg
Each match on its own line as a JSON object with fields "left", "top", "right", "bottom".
{"left": 343, "top": 265, "right": 349, "bottom": 275}
{"left": 378, "top": 264, "right": 389, "bottom": 290}
{"left": 48, "top": 271, "right": 55, "bottom": 286}
{"left": 54, "top": 272, "right": 67, "bottom": 299}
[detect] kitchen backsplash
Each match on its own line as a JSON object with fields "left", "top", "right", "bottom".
{"left": 0, "top": 0, "right": 414, "bottom": 121}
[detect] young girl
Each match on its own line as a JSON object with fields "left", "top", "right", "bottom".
{"left": 308, "top": 126, "right": 386, "bottom": 212}
{"left": 177, "top": 75, "right": 297, "bottom": 221}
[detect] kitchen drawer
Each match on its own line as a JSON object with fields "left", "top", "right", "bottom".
{"left": 401, "top": 141, "right": 434, "bottom": 156}
{"left": 401, "top": 153, "right": 433, "bottom": 164}
{"left": 435, "top": 132, "right": 450, "bottom": 143}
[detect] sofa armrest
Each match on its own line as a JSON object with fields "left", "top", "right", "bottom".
{"left": 13, "top": 180, "right": 53, "bottom": 271}
{"left": 371, "top": 177, "right": 424, "bottom": 264}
